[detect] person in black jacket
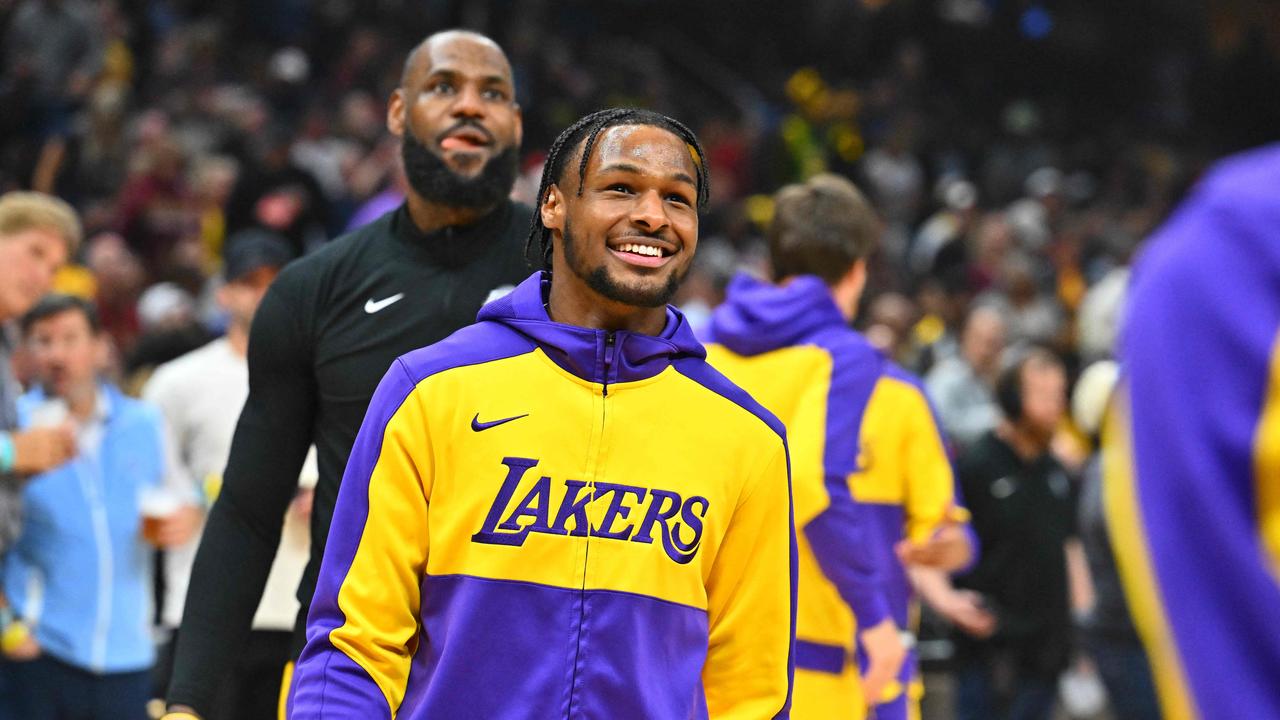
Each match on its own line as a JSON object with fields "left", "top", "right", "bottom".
{"left": 162, "top": 29, "right": 531, "bottom": 720}
{"left": 949, "top": 346, "right": 1077, "bottom": 720}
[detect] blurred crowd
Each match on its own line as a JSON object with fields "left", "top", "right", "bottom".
{"left": 1, "top": 0, "right": 1278, "bottom": 717}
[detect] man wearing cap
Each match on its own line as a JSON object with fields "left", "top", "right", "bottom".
{"left": 143, "top": 230, "right": 305, "bottom": 720}
{"left": 163, "top": 29, "right": 532, "bottom": 719}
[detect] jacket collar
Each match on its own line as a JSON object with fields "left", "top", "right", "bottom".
{"left": 477, "top": 272, "right": 706, "bottom": 385}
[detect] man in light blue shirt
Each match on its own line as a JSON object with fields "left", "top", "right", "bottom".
{"left": 3, "top": 294, "right": 192, "bottom": 720}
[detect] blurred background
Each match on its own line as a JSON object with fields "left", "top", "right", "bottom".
{"left": 3, "top": 0, "right": 1279, "bottom": 717}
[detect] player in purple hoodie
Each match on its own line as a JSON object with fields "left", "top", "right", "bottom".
{"left": 703, "top": 174, "right": 974, "bottom": 720}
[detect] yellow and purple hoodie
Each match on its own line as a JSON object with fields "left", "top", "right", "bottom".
{"left": 289, "top": 271, "right": 796, "bottom": 720}
{"left": 1106, "top": 143, "right": 1280, "bottom": 720}
{"left": 704, "top": 274, "right": 969, "bottom": 720}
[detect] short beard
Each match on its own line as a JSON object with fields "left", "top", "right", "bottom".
{"left": 401, "top": 129, "right": 518, "bottom": 210}
{"left": 562, "top": 219, "right": 683, "bottom": 309}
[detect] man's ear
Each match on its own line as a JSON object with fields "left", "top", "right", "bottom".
{"left": 513, "top": 103, "right": 524, "bottom": 148}
{"left": 387, "top": 89, "right": 405, "bottom": 138}
{"left": 541, "top": 184, "right": 565, "bottom": 233}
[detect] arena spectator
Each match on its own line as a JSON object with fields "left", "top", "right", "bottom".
{"left": 946, "top": 347, "right": 1078, "bottom": 720}
{"left": 2, "top": 294, "right": 191, "bottom": 720}
{"left": 925, "top": 304, "right": 1006, "bottom": 450}
{"left": 143, "top": 231, "right": 308, "bottom": 720}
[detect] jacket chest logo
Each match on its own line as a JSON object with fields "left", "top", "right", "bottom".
{"left": 471, "top": 457, "right": 709, "bottom": 564}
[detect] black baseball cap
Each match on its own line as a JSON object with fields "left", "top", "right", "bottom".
{"left": 223, "top": 229, "right": 293, "bottom": 282}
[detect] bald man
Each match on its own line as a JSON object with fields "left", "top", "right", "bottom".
{"left": 162, "top": 30, "right": 532, "bottom": 720}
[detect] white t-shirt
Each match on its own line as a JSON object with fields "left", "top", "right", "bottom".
{"left": 142, "top": 337, "right": 315, "bottom": 631}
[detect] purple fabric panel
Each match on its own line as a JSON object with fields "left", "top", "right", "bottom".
{"left": 291, "top": 360, "right": 419, "bottom": 718}
{"left": 859, "top": 503, "right": 911, "bottom": 627}
{"left": 572, "top": 589, "right": 711, "bottom": 720}
{"left": 794, "top": 640, "right": 846, "bottom": 674}
{"left": 400, "top": 573, "right": 709, "bottom": 720}
{"left": 705, "top": 273, "right": 845, "bottom": 356}
{"left": 477, "top": 272, "right": 708, "bottom": 385}
{"left": 804, "top": 487, "right": 891, "bottom": 628}
{"left": 1121, "top": 143, "right": 1280, "bottom": 718}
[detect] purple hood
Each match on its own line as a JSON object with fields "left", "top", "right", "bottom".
{"left": 476, "top": 272, "right": 707, "bottom": 385}
{"left": 705, "top": 273, "right": 848, "bottom": 355}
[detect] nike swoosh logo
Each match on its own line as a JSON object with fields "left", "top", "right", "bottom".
{"left": 471, "top": 413, "right": 529, "bottom": 432}
{"left": 364, "top": 293, "right": 405, "bottom": 314}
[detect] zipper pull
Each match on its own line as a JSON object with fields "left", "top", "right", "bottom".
{"left": 603, "top": 331, "right": 616, "bottom": 396}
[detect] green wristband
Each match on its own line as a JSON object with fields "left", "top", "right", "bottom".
{"left": 0, "top": 433, "right": 14, "bottom": 473}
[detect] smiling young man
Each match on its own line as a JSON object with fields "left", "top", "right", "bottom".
{"left": 288, "top": 108, "right": 796, "bottom": 720}
{"left": 162, "top": 30, "right": 535, "bottom": 720}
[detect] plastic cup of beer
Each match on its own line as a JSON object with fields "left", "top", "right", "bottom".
{"left": 139, "top": 486, "right": 184, "bottom": 545}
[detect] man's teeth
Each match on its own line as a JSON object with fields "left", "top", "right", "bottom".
{"left": 619, "top": 243, "right": 663, "bottom": 257}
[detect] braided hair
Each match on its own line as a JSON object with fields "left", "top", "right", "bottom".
{"left": 524, "top": 108, "right": 711, "bottom": 270}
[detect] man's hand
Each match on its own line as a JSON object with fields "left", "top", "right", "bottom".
{"left": 11, "top": 426, "right": 76, "bottom": 474}
{"left": 895, "top": 521, "right": 972, "bottom": 571}
{"left": 145, "top": 505, "right": 204, "bottom": 548}
{"left": 938, "top": 589, "right": 997, "bottom": 639}
{"left": 857, "top": 617, "right": 908, "bottom": 706}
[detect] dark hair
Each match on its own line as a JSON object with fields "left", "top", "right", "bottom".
{"left": 21, "top": 294, "right": 101, "bottom": 336}
{"left": 524, "top": 108, "right": 711, "bottom": 270}
{"left": 996, "top": 345, "right": 1063, "bottom": 421}
{"left": 768, "top": 173, "right": 878, "bottom": 284}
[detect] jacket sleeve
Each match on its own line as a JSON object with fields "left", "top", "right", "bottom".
{"left": 702, "top": 440, "right": 796, "bottom": 719}
{"left": 801, "top": 478, "right": 893, "bottom": 629}
{"left": 289, "top": 360, "right": 431, "bottom": 719}
{"left": 1106, "top": 153, "right": 1280, "bottom": 720}
{"left": 898, "top": 383, "right": 975, "bottom": 566}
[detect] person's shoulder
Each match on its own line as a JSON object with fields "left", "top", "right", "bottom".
{"left": 145, "top": 338, "right": 229, "bottom": 389}
{"left": 395, "top": 320, "right": 537, "bottom": 386}
{"left": 670, "top": 356, "right": 787, "bottom": 445}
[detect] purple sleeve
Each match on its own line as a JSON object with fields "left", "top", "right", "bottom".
{"left": 1115, "top": 145, "right": 1280, "bottom": 720}
{"left": 803, "top": 486, "right": 892, "bottom": 627}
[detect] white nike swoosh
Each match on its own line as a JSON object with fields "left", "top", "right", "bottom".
{"left": 364, "top": 293, "right": 405, "bottom": 314}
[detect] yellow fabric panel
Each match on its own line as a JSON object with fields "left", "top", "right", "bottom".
{"left": 1256, "top": 331, "right": 1280, "bottom": 580}
{"left": 852, "top": 376, "right": 966, "bottom": 543}
{"left": 277, "top": 661, "right": 294, "bottom": 720}
{"left": 330, "top": 382, "right": 433, "bottom": 714}
{"left": 700, "top": 442, "right": 795, "bottom": 719}
{"left": 705, "top": 344, "right": 832, "bottom": 524}
{"left": 792, "top": 666, "right": 865, "bottom": 720}
{"left": 1102, "top": 389, "right": 1198, "bottom": 720}
{"left": 705, "top": 344, "right": 855, "bottom": 648}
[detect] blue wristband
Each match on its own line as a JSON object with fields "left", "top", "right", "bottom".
{"left": 0, "top": 433, "right": 14, "bottom": 473}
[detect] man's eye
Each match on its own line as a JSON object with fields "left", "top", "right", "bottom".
{"left": 607, "top": 184, "right": 633, "bottom": 194}
{"left": 481, "top": 88, "right": 506, "bottom": 101}
{"left": 666, "top": 194, "right": 693, "bottom": 206}
{"left": 430, "top": 82, "right": 455, "bottom": 95}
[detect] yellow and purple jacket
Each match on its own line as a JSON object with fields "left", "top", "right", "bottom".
{"left": 704, "top": 274, "right": 969, "bottom": 719}
{"left": 289, "top": 271, "right": 796, "bottom": 720}
{"left": 1107, "top": 144, "right": 1280, "bottom": 720}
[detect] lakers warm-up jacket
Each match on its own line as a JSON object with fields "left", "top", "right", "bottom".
{"left": 1107, "top": 144, "right": 1280, "bottom": 720}
{"left": 289, "top": 271, "right": 797, "bottom": 720}
{"left": 705, "top": 274, "right": 968, "bottom": 720}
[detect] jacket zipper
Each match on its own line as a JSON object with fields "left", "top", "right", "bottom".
{"left": 566, "top": 331, "right": 618, "bottom": 718}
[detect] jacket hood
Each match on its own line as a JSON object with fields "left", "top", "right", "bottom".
{"left": 706, "top": 273, "right": 847, "bottom": 356}
{"left": 476, "top": 272, "right": 706, "bottom": 385}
